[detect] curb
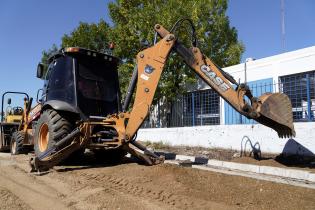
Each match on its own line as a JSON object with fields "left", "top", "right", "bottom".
{"left": 206, "top": 159, "right": 315, "bottom": 183}
{"left": 170, "top": 154, "right": 315, "bottom": 183}
{"left": 132, "top": 151, "right": 315, "bottom": 184}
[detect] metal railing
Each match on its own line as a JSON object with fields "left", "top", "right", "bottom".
{"left": 169, "top": 89, "right": 220, "bottom": 127}
{"left": 142, "top": 70, "right": 315, "bottom": 128}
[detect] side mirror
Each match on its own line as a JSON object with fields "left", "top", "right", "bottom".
{"left": 7, "top": 98, "right": 11, "bottom": 105}
{"left": 36, "top": 88, "right": 44, "bottom": 103}
{"left": 37, "top": 63, "right": 44, "bottom": 78}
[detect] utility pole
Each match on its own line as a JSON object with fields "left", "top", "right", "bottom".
{"left": 281, "top": 0, "right": 286, "bottom": 52}
{"left": 244, "top": 57, "right": 255, "bottom": 84}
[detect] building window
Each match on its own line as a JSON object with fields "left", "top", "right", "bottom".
{"left": 279, "top": 71, "right": 315, "bottom": 122}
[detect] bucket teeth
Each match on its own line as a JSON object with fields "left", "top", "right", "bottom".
{"left": 255, "top": 93, "right": 295, "bottom": 138}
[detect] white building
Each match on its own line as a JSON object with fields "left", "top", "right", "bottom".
{"left": 222, "top": 45, "right": 315, "bottom": 125}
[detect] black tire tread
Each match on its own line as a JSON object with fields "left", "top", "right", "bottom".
{"left": 11, "top": 131, "right": 26, "bottom": 155}
{"left": 34, "top": 109, "right": 72, "bottom": 157}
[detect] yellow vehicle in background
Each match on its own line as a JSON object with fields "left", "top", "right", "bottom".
{"left": 5, "top": 103, "right": 24, "bottom": 123}
{"left": 0, "top": 91, "right": 41, "bottom": 154}
{"left": 0, "top": 92, "right": 29, "bottom": 152}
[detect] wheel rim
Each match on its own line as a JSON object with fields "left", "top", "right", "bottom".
{"left": 11, "top": 141, "right": 16, "bottom": 154}
{"left": 39, "top": 124, "right": 49, "bottom": 152}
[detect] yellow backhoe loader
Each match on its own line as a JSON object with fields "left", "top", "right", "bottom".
{"left": 0, "top": 91, "right": 42, "bottom": 154}
{"left": 10, "top": 98, "right": 42, "bottom": 155}
{"left": 30, "top": 20, "right": 295, "bottom": 172}
{"left": 0, "top": 92, "right": 29, "bottom": 151}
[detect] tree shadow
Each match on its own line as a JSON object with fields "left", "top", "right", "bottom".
{"left": 54, "top": 151, "right": 141, "bottom": 172}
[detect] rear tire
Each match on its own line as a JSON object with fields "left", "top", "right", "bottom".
{"left": 10, "top": 131, "right": 26, "bottom": 155}
{"left": 34, "top": 109, "right": 72, "bottom": 157}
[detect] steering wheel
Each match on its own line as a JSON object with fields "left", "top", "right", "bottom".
{"left": 12, "top": 106, "right": 23, "bottom": 115}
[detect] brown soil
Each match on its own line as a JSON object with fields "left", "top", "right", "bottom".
{"left": 144, "top": 143, "right": 315, "bottom": 172}
{"left": 0, "top": 153, "right": 315, "bottom": 210}
{"left": 232, "top": 156, "right": 286, "bottom": 167}
{"left": 180, "top": 147, "right": 238, "bottom": 160}
{"left": 143, "top": 142, "right": 277, "bottom": 162}
{"left": 0, "top": 187, "right": 30, "bottom": 210}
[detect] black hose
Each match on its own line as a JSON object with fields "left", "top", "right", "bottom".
{"left": 170, "top": 19, "right": 239, "bottom": 87}
{"left": 123, "top": 65, "right": 138, "bottom": 112}
{"left": 170, "top": 18, "right": 197, "bottom": 47}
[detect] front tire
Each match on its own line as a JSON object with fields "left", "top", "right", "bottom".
{"left": 34, "top": 109, "right": 72, "bottom": 157}
{"left": 10, "top": 131, "right": 26, "bottom": 155}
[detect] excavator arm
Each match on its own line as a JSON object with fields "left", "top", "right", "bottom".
{"left": 124, "top": 24, "right": 295, "bottom": 140}
{"left": 124, "top": 33, "right": 176, "bottom": 141}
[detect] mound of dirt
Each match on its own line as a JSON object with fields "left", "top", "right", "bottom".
{"left": 232, "top": 157, "right": 284, "bottom": 167}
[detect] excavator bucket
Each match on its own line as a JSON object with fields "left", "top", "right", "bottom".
{"left": 255, "top": 92, "right": 295, "bottom": 138}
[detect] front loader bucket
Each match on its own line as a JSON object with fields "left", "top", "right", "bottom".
{"left": 255, "top": 93, "right": 295, "bottom": 138}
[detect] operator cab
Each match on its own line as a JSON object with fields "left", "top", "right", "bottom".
{"left": 37, "top": 47, "right": 121, "bottom": 119}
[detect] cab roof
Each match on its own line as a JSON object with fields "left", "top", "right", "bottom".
{"left": 48, "top": 47, "right": 119, "bottom": 64}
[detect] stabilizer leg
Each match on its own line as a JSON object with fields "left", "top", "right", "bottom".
{"left": 123, "top": 141, "right": 164, "bottom": 165}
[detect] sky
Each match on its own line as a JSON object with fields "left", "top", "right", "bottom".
{"left": 0, "top": 0, "right": 314, "bottom": 107}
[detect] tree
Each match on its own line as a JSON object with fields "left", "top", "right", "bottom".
{"left": 40, "top": 44, "right": 59, "bottom": 76}
{"left": 61, "top": 19, "right": 112, "bottom": 52}
{"left": 108, "top": 0, "right": 244, "bottom": 102}
{"left": 40, "top": 0, "right": 244, "bottom": 121}
{"left": 41, "top": 44, "right": 59, "bottom": 65}
{"left": 40, "top": 20, "right": 112, "bottom": 77}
